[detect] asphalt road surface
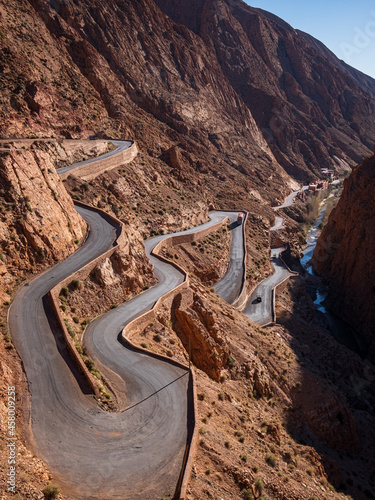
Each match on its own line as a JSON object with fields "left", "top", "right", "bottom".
{"left": 58, "top": 140, "right": 133, "bottom": 176}
{"left": 242, "top": 248, "right": 291, "bottom": 326}
{"left": 9, "top": 203, "right": 235, "bottom": 499}
{"left": 8, "top": 135, "right": 252, "bottom": 498}
{"left": 273, "top": 185, "right": 308, "bottom": 210}
{"left": 214, "top": 214, "right": 245, "bottom": 304}
{"left": 243, "top": 186, "right": 304, "bottom": 325}
{"left": 270, "top": 215, "right": 284, "bottom": 231}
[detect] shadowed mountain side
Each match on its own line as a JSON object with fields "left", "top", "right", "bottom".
{"left": 155, "top": 0, "right": 375, "bottom": 180}
{"left": 312, "top": 154, "right": 375, "bottom": 363}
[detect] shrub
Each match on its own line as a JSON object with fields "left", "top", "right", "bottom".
{"left": 91, "top": 369, "right": 102, "bottom": 380}
{"left": 243, "top": 488, "right": 254, "bottom": 500}
{"left": 75, "top": 343, "right": 83, "bottom": 355}
{"left": 60, "top": 287, "right": 69, "bottom": 298}
{"left": 70, "top": 279, "right": 81, "bottom": 291}
{"left": 42, "top": 485, "right": 60, "bottom": 499}
{"left": 63, "top": 320, "right": 75, "bottom": 338}
{"left": 84, "top": 358, "right": 95, "bottom": 371}
{"left": 254, "top": 478, "right": 265, "bottom": 494}
{"left": 228, "top": 355, "right": 235, "bottom": 367}
{"left": 265, "top": 452, "right": 277, "bottom": 467}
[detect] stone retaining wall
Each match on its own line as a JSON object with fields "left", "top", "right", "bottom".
{"left": 48, "top": 201, "right": 126, "bottom": 396}
{"left": 60, "top": 142, "right": 138, "bottom": 181}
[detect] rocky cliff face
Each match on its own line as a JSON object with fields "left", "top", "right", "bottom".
{"left": 1, "top": 0, "right": 374, "bottom": 207}
{"left": 155, "top": 0, "right": 375, "bottom": 180}
{"left": 0, "top": 0, "right": 293, "bottom": 209}
{"left": 0, "top": 148, "right": 86, "bottom": 300}
{"left": 313, "top": 154, "right": 375, "bottom": 361}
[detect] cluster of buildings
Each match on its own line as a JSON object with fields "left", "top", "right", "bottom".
{"left": 308, "top": 179, "right": 329, "bottom": 193}
{"left": 307, "top": 167, "right": 337, "bottom": 193}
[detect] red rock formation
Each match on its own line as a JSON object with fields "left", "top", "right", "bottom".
{"left": 0, "top": 0, "right": 293, "bottom": 206}
{"left": 2, "top": 0, "right": 374, "bottom": 207}
{"left": 155, "top": 0, "right": 375, "bottom": 180}
{"left": 0, "top": 149, "right": 86, "bottom": 293}
{"left": 313, "top": 154, "right": 375, "bottom": 361}
{"left": 172, "top": 288, "right": 229, "bottom": 381}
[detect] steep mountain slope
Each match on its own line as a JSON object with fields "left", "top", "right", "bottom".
{"left": 0, "top": 147, "right": 86, "bottom": 300}
{"left": 0, "top": 0, "right": 293, "bottom": 210}
{"left": 313, "top": 153, "right": 375, "bottom": 362}
{"left": 1, "top": 0, "right": 375, "bottom": 203}
{"left": 155, "top": 0, "right": 375, "bottom": 180}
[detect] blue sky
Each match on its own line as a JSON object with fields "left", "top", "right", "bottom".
{"left": 244, "top": 1, "right": 375, "bottom": 79}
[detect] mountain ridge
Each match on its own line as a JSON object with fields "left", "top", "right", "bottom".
{"left": 155, "top": 0, "right": 375, "bottom": 181}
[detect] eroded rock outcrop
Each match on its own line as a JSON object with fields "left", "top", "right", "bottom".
{"left": 64, "top": 226, "right": 156, "bottom": 319}
{"left": 172, "top": 287, "right": 229, "bottom": 381}
{"left": 313, "top": 154, "right": 375, "bottom": 361}
{"left": 0, "top": 149, "right": 86, "bottom": 294}
{"left": 155, "top": 0, "right": 375, "bottom": 180}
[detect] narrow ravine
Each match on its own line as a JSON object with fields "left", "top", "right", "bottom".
{"left": 301, "top": 202, "right": 366, "bottom": 356}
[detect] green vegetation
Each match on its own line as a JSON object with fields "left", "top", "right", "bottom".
{"left": 254, "top": 478, "right": 265, "bottom": 494}
{"left": 243, "top": 488, "right": 254, "bottom": 500}
{"left": 60, "top": 287, "right": 69, "bottom": 298}
{"left": 42, "top": 485, "right": 60, "bottom": 499}
{"left": 63, "top": 319, "right": 75, "bottom": 338}
{"left": 70, "top": 279, "right": 81, "bottom": 291}
{"left": 265, "top": 452, "right": 277, "bottom": 467}
{"left": 84, "top": 357, "right": 102, "bottom": 380}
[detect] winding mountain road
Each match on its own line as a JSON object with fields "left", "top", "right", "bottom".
{"left": 58, "top": 140, "right": 133, "bottom": 176}
{"left": 9, "top": 139, "right": 243, "bottom": 499}
{"left": 9, "top": 137, "right": 303, "bottom": 497}
{"left": 214, "top": 217, "right": 245, "bottom": 304}
{"left": 242, "top": 248, "right": 291, "bottom": 326}
{"left": 243, "top": 186, "right": 306, "bottom": 325}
